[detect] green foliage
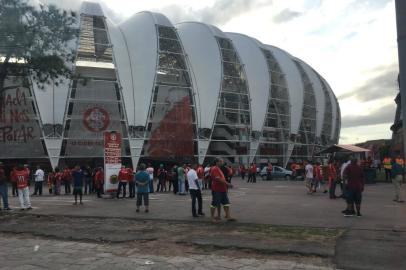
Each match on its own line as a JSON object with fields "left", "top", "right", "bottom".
{"left": 0, "top": 0, "right": 78, "bottom": 91}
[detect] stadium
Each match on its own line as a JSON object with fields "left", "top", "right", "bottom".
{"left": 0, "top": 2, "right": 340, "bottom": 169}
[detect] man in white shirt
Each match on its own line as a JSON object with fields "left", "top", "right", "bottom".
{"left": 187, "top": 163, "right": 204, "bottom": 218}
{"left": 33, "top": 165, "right": 45, "bottom": 196}
{"left": 305, "top": 161, "right": 314, "bottom": 194}
{"left": 146, "top": 164, "right": 154, "bottom": 193}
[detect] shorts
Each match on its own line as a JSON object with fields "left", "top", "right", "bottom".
{"left": 136, "top": 192, "right": 149, "bottom": 206}
{"left": 73, "top": 187, "right": 83, "bottom": 195}
{"left": 345, "top": 189, "right": 362, "bottom": 204}
{"left": 211, "top": 191, "right": 230, "bottom": 208}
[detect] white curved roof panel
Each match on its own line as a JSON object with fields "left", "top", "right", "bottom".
{"left": 107, "top": 19, "right": 136, "bottom": 125}
{"left": 176, "top": 22, "right": 223, "bottom": 130}
{"left": 264, "top": 45, "right": 304, "bottom": 135}
{"left": 226, "top": 32, "right": 270, "bottom": 132}
{"left": 295, "top": 59, "right": 326, "bottom": 138}
{"left": 117, "top": 12, "right": 162, "bottom": 127}
{"left": 320, "top": 77, "right": 338, "bottom": 140}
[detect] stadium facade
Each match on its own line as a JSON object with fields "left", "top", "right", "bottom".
{"left": 0, "top": 2, "right": 340, "bottom": 169}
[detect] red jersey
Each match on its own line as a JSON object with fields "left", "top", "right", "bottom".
{"left": 344, "top": 164, "right": 364, "bottom": 191}
{"left": 94, "top": 171, "right": 104, "bottom": 188}
{"left": 196, "top": 166, "right": 204, "bottom": 179}
{"left": 14, "top": 169, "right": 29, "bottom": 189}
{"left": 327, "top": 164, "right": 337, "bottom": 181}
{"left": 210, "top": 166, "right": 227, "bottom": 192}
{"left": 62, "top": 169, "right": 72, "bottom": 182}
{"left": 250, "top": 164, "right": 257, "bottom": 174}
{"left": 118, "top": 169, "right": 130, "bottom": 182}
{"left": 314, "top": 165, "right": 322, "bottom": 180}
{"left": 55, "top": 172, "right": 63, "bottom": 184}
{"left": 127, "top": 168, "right": 134, "bottom": 182}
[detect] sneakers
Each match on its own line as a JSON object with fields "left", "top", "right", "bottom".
{"left": 343, "top": 210, "right": 355, "bottom": 217}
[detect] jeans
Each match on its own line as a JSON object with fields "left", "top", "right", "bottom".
{"left": 34, "top": 181, "right": 43, "bottom": 195}
{"left": 149, "top": 179, "right": 154, "bottom": 193}
{"left": 84, "top": 177, "right": 92, "bottom": 194}
{"left": 129, "top": 181, "right": 135, "bottom": 198}
{"left": 12, "top": 182, "right": 18, "bottom": 196}
{"left": 329, "top": 180, "right": 336, "bottom": 198}
{"left": 18, "top": 187, "right": 31, "bottom": 209}
{"left": 178, "top": 178, "right": 185, "bottom": 194}
{"left": 136, "top": 192, "right": 149, "bottom": 206}
{"left": 0, "top": 184, "right": 9, "bottom": 209}
{"left": 64, "top": 181, "right": 71, "bottom": 194}
{"left": 117, "top": 182, "right": 127, "bottom": 198}
{"left": 190, "top": 189, "right": 203, "bottom": 216}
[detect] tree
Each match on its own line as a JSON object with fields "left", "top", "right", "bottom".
{"left": 0, "top": 0, "right": 78, "bottom": 94}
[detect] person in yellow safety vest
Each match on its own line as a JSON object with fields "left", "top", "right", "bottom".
{"left": 383, "top": 157, "right": 392, "bottom": 182}
{"left": 396, "top": 157, "right": 404, "bottom": 167}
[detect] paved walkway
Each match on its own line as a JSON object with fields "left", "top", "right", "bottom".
{"left": 0, "top": 234, "right": 332, "bottom": 270}
{"left": 3, "top": 179, "right": 406, "bottom": 270}
{"left": 6, "top": 179, "right": 406, "bottom": 231}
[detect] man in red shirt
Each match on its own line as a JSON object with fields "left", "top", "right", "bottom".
{"left": 14, "top": 164, "right": 32, "bottom": 210}
{"left": 343, "top": 158, "right": 365, "bottom": 217}
{"left": 210, "top": 158, "right": 235, "bottom": 222}
{"left": 196, "top": 164, "right": 205, "bottom": 190}
{"left": 247, "top": 163, "right": 257, "bottom": 183}
{"left": 94, "top": 167, "right": 104, "bottom": 198}
{"left": 127, "top": 167, "right": 135, "bottom": 198}
{"left": 327, "top": 160, "right": 337, "bottom": 199}
{"left": 62, "top": 167, "right": 72, "bottom": 195}
{"left": 117, "top": 165, "right": 129, "bottom": 198}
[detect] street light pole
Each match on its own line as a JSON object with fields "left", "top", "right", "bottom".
{"left": 395, "top": 0, "right": 406, "bottom": 160}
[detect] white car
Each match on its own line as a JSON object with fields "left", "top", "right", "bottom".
{"left": 259, "top": 166, "right": 293, "bottom": 180}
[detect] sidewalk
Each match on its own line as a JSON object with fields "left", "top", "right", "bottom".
{"left": 2, "top": 179, "right": 406, "bottom": 270}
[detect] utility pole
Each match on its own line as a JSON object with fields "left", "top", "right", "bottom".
{"left": 395, "top": 0, "right": 406, "bottom": 160}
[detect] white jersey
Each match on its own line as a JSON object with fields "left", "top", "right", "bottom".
{"left": 305, "top": 164, "right": 313, "bottom": 179}
{"left": 187, "top": 169, "right": 199, "bottom": 190}
{"left": 340, "top": 161, "right": 351, "bottom": 179}
{"left": 146, "top": 167, "right": 154, "bottom": 180}
{"left": 34, "top": 169, "right": 44, "bottom": 182}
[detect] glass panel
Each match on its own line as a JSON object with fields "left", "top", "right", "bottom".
{"left": 156, "top": 68, "right": 191, "bottom": 86}
{"left": 159, "top": 38, "right": 182, "bottom": 53}
{"left": 158, "top": 52, "right": 187, "bottom": 70}
{"left": 158, "top": 26, "right": 178, "bottom": 39}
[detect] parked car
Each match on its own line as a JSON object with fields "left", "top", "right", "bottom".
{"left": 259, "top": 166, "right": 293, "bottom": 180}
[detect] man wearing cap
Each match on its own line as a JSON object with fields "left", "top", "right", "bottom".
{"left": 0, "top": 162, "right": 11, "bottom": 210}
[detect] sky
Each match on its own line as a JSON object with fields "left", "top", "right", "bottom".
{"left": 42, "top": 0, "right": 399, "bottom": 145}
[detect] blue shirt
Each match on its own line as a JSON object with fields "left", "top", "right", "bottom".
{"left": 72, "top": 170, "right": 84, "bottom": 188}
{"left": 135, "top": 171, "right": 150, "bottom": 193}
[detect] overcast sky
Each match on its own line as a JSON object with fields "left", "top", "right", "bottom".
{"left": 42, "top": 0, "right": 399, "bottom": 144}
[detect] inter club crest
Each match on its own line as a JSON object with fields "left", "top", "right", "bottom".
{"left": 83, "top": 107, "right": 110, "bottom": 132}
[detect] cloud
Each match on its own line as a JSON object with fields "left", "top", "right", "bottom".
{"left": 338, "top": 64, "right": 399, "bottom": 102}
{"left": 156, "top": 0, "right": 273, "bottom": 25}
{"left": 341, "top": 103, "right": 396, "bottom": 128}
{"left": 273, "top": 8, "right": 302, "bottom": 23}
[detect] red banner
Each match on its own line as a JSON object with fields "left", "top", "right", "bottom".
{"left": 104, "top": 131, "right": 121, "bottom": 164}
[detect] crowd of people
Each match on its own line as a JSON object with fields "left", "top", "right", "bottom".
{"left": 0, "top": 156, "right": 404, "bottom": 220}
{"left": 0, "top": 158, "right": 237, "bottom": 222}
